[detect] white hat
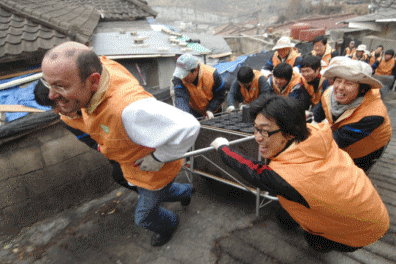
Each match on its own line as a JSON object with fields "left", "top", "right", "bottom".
{"left": 356, "top": 44, "right": 367, "bottom": 52}
{"left": 322, "top": 56, "right": 382, "bottom": 89}
{"left": 173, "top": 53, "right": 199, "bottom": 79}
{"left": 272, "top": 37, "right": 295, "bottom": 50}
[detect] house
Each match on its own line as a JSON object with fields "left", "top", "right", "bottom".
{"left": 336, "top": 9, "right": 396, "bottom": 52}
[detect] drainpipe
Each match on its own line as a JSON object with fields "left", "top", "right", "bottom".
{"left": 0, "top": 72, "right": 43, "bottom": 91}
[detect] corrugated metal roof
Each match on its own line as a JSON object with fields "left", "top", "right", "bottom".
{"left": 340, "top": 10, "right": 396, "bottom": 23}
{"left": 91, "top": 28, "right": 211, "bottom": 58}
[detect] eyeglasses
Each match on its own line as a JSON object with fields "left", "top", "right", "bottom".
{"left": 253, "top": 126, "right": 281, "bottom": 138}
{"left": 40, "top": 78, "right": 68, "bottom": 94}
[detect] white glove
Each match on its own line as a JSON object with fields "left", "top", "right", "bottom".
{"left": 226, "top": 106, "right": 235, "bottom": 113}
{"left": 260, "top": 69, "right": 272, "bottom": 79}
{"left": 239, "top": 104, "right": 246, "bottom": 111}
{"left": 205, "top": 111, "right": 214, "bottom": 120}
{"left": 293, "top": 66, "right": 300, "bottom": 73}
{"left": 134, "top": 153, "right": 165, "bottom": 172}
{"left": 210, "top": 137, "right": 229, "bottom": 150}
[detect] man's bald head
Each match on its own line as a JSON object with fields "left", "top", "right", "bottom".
{"left": 43, "top": 41, "right": 102, "bottom": 82}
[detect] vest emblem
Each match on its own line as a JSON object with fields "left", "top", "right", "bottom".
{"left": 101, "top": 124, "right": 110, "bottom": 134}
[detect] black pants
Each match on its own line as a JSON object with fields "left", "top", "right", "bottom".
{"left": 304, "top": 232, "right": 362, "bottom": 253}
{"left": 276, "top": 206, "right": 362, "bottom": 253}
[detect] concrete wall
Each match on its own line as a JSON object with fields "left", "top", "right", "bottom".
{"left": 362, "top": 34, "right": 396, "bottom": 52}
{"left": 223, "top": 36, "right": 274, "bottom": 57}
{"left": 0, "top": 122, "right": 115, "bottom": 239}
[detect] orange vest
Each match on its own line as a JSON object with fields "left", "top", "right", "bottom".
{"left": 375, "top": 57, "right": 395, "bottom": 76}
{"left": 345, "top": 47, "right": 356, "bottom": 56}
{"left": 369, "top": 51, "right": 382, "bottom": 66}
{"left": 270, "top": 123, "right": 389, "bottom": 247}
{"left": 61, "top": 57, "right": 183, "bottom": 190}
{"left": 272, "top": 47, "right": 300, "bottom": 68}
{"left": 240, "top": 70, "right": 262, "bottom": 104}
{"left": 301, "top": 76, "right": 326, "bottom": 105}
{"left": 311, "top": 45, "right": 333, "bottom": 69}
{"left": 182, "top": 63, "right": 216, "bottom": 115}
{"left": 272, "top": 72, "right": 302, "bottom": 96}
{"left": 351, "top": 52, "right": 368, "bottom": 61}
{"left": 321, "top": 88, "right": 392, "bottom": 159}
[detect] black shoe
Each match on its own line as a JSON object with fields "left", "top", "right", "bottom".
{"left": 180, "top": 186, "right": 195, "bottom": 207}
{"left": 151, "top": 217, "right": 179, "bottom": 247}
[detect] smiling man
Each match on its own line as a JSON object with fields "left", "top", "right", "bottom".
{"left": 41, "top": 41, "right": 200, "bottom": 247}
{"left": 210, "top": 94, "right": 389, "bottom": 253}
{"left": 310, "top": 35, "right": 338, "bottom": 70}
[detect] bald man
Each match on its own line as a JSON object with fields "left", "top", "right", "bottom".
{"left": 41, "top": 42, "right": 200, "bottom": 247}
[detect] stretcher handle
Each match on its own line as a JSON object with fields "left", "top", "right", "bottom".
{"left": 177, "top": 135, "right": 256, "bottom": 160}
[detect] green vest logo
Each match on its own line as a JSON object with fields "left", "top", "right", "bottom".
{"left": 101, "top": 124, "right": 110, "bottom": 134}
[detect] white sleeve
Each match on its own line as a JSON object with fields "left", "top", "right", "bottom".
{"left": 121, "top": 97, "right": 200, "bottom": 162}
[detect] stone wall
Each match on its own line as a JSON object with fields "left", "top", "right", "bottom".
{"left": 0, "top": 122, "right": 115, "bottom": 240}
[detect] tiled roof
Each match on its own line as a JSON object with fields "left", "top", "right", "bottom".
{"left": 0, "top": 0, "right": 157, "bottom": 64}
{"left": 0, "top": 0, "right": 100, "bottom": 64}
{"left": 60, "top": 0, "right": 158, "bottom": 21}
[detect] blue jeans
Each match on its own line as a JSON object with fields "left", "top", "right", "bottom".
{"left": 135, "top": 182, "right": 192, "bottom": 234}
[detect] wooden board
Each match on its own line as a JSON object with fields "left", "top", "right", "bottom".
{"left": 0, "top": 105, "right": 46, "bottom": 113}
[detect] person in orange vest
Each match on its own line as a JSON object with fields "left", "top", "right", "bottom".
{"left": 268, "top": 63, "right": 313, "bottom": 111}
{"left": 172, "top": 53, "right": 226, "bottom": 119}
{"left": 369, "top": 45, "right": 383, "bottom": 66}
{"left": 342, "top": 40, "right": 356, "bottom": 56}
{"left": 34, "top": 76, "right": 141, "bottom": 193}
{"left": 349, "top": 44, "right": 369, "bottom": 63}
{"left": 210, "top": 94, "right": 389, "bottom": 253}
{"left": 261, "top": 36, "right": 302, "bottom": 78}
{"left": 41, "top": 42, "right": 200, "bottom": 247}
{"left": 300, "top": 55, "right": 330, "bottom": 110}
{"left": 372, "top": 49, "right": 396, "bottom": 89}
{"left": 226, "top": 66, "right": 270, "bottom": 112}
{"left": 314, "top": 57, "right": 392, "bottom": 171}
{"left": 310, "top": 35, "right": 338, "bottom": 70}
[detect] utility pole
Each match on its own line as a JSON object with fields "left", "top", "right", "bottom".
{"left": 258, "top": 0, "right": 263, "bottom": 35}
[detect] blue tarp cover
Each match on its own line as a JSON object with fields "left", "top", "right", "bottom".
{"left": 0, "top": 74, "right": 51, "bottom": 122}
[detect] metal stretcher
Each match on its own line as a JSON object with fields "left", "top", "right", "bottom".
{"left": 179, "top": 112, "right": 278, "bottom": 217}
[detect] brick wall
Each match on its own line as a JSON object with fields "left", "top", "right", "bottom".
{"left": 0, "top": 123, "right": 115, "bottom": 240}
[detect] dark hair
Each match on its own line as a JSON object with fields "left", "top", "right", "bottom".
{"left": 312, "top": 35, "right": 327, "bottom": 45}
{"left": 34, "top": 80, "right": 54, "bottom": 107}
{"left": 76, "top": 50, "right": 103, "bottom": 81}
{"left": 300, "top": 55, "right": 321, "bottom": 71}
{"left": 377, "top": 45, "right": 384, "bottom": 50}
{"left": 273, "top": 62, "right": 293, "bottom": 81}
{"left": 249, "top": 94, "right": 310, "bottom": 143}
{"left": 237, "top": 66, "right": 254, "bottom": 83}
{"left": 358, "top": 83, "right": 371, "bottom": 97}
{"left": 384, "top": 49, "right": 394, "bottom": 57}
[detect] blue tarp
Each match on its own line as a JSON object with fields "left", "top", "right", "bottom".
{"left": 0, "top": 74, "right": 51, "bottom": 122}
{"left": 214, "top": 55, "right": 248, "bottom": 74}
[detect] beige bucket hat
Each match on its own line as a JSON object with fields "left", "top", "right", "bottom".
{"left": 355, "top": 44, "right": 367, "bottom": 52}
{"left": 322, "top": 56, "right": 382, "bottom": 89}
{"left": 272, "top": 37, "right": 295, "bottom": 50}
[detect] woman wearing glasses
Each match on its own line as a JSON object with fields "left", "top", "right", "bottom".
{"left": 210, "top": 94, "right": 389, "bottom": 253}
